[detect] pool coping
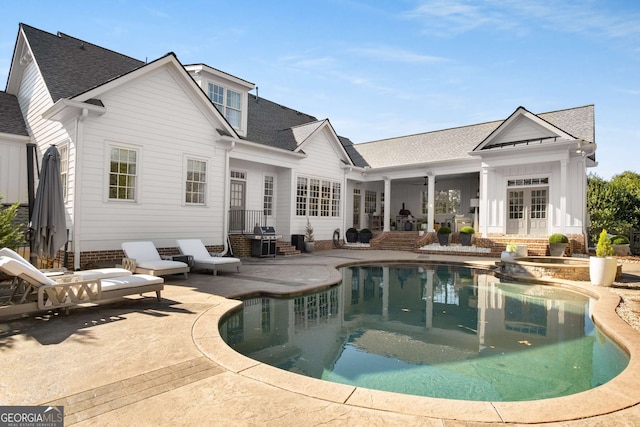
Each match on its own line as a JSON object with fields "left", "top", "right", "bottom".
{"left": 192, "top": 260, "right": 640, "bottom": 424}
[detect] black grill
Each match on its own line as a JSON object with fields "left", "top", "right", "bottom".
{"left": 248, "top": 226, "right": 280, "bottom": 257}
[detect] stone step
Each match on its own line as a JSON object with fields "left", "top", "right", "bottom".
{"left": 276, "top": 242, "right": 301, "bottom": 256}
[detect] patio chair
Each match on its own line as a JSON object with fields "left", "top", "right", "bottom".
{"left": 0, "top": 247, "right": 132, "bottom": 280}
{"left": 121, "top": 242, "right": 189, "bottom": 278}
{"left": 0, "top": 255, "right": 164, "bottom": 318}
{"left": 176, "top": 239, "right": 241, "bottom": 275}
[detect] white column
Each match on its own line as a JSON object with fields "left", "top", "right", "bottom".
{"left": 480, "top": 166, "right": 489, "bottom": 237}
{"left": 427, "top": 174, "right": 435, "bottom": 232}
{"left": 560, "top": 159, "right": 568, "bottom": 233}
{"left": 383, "top": 176, "right": 391, "bottom": 231}
{"left": 425, "top": 269, "right": 434, "bottom": 329}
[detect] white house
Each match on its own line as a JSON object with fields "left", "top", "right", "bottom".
{"left": 0, "top": 24, "right": 596, "bottom": 268}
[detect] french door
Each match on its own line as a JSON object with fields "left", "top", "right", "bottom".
{"left": 507, "top": 188, "right": 548, "bottom": 235}
{"left": 229, "top": 180, "right": 246, "bottom": 233}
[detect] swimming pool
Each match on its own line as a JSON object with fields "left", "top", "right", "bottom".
{"left": 219, "top": 263, "right": 628, "bottom": 401}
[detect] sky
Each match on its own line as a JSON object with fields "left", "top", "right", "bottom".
{"left": 1, "top": 0, "right": 638, "bottom": 180}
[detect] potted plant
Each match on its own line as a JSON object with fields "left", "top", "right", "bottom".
{"left": 611, "top": 235, "right": 630, "bottom": 256}
{"left": 548, "top": 233, "right": 569, "bottom": 257}
{"left": 437, "top": 226, "right": 451, "bottom": 246}
{"left": 304, "top": 218, "right": 315, "bottom": 252}
{"left": 590, "top": 229, "right": 617, "bottom": 286}
{"left": 359, "top": 228, "right": 373, "bottom": 244}
{"left": 459, "top": 226, "right": 474, "bottom": 246}
{"left": 346, "top": 227, "right": 358, "bottom": 243}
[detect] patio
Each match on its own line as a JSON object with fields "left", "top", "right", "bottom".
{"left": 2, "top": 250, "right": 640, "bottom": 425}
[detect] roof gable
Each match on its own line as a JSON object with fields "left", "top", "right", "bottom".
{"left": 292, "top": 119, "right": 353, "bottom": 165}
{"left": 474, "top": 106, "right": 575, "bottom": 151}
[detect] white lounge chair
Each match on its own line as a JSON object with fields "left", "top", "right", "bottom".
{"left": 0, "top": 247, "right": 132, "bottom": 280}
{"left": 121, "top": 241, "right": 189, "bottom": 278}
{"left": 176, "top": 239, "right": 241, "bottom": 275}
{"left": 0, "top": 254, "right": 164, "bottom": 318}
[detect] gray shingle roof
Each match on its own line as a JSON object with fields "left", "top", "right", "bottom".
{"left": 355, "top": 105, "right": 594, "bottom": 168}
{"left": 246, "top": 94, "right": 318, "bottom": 150}
{"left": 21, "top": 24, "right": 144, "bottom": 102}
{"left": 0, "top": 91, "right": 28, "bottom": 135}
{"left": 245, "top": 94, "right": 369, "bottom": 166}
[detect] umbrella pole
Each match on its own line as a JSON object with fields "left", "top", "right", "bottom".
{"left": 27, "top": 143, "right": 37, "bottom": 266}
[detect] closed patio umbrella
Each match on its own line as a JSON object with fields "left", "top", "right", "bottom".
{"left": 30, "top": 145, "right": 67, "bottom": 262}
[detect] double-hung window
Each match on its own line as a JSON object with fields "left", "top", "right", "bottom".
{"left": 185, "top": 158, "right": 207, "bottom": 205}
{"left": 208, "top": 83, "right": 242, "bottom": 129}
{"left": 109, "top": 147, "right": 137, "bottom": 201}
{"left": 59, "top": 144, "right": 69, "bottom": 200}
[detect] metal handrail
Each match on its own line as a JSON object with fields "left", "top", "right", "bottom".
{"left": 228, "top": 210, "right": 270, "bottom": 234}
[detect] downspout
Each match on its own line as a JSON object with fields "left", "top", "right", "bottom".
{"left": 214, "top": 139, "right": 235, "bottom": 256}
{"left": 72, "top": 108, "right": 88, "bottom": 270}
{"left": 342, "top": 166, "right": 351, "bottom": 241}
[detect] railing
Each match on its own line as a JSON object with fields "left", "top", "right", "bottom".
{"left": 228, "top": 210, "right": 270, "bottom": 234}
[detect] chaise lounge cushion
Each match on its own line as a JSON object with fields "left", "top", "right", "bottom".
{"left": 100, "top": 274, "right": 163, "bottom": 291}
{"left": 176, "top": 239, "right": 241, "bottom": 274}
{"left": 121, "top": 241, "right": 189, "bottom": 277}
{"left": 0, "top": 254, "right": 57, "bottom": 286}
{"left": 73, "top": 268, "right": 133, "bottom": 280}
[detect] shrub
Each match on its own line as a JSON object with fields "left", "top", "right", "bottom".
{"left": 359, "top": 228, "right": 372, "bottom": 234}
{"left": 611, "top": 235, "right": 630, "bottom": 245}
{"left": 549, "top": 233, "right": 569, "bottom": 244}
{"left": 305, "top": 218, "right": 314, "bottom": 242}
{"left": 346, "top": 227, "right": 358, "bottom": 234}
{"left": 437, "top": 226, "right": 451, "bottom": 234}
{"left": 595, "top": 229, "right": 614, "bottom": 257}
{"left": 0, "top": 197, "right": 26, "bottom": 250}
{"left": 459, "top": 226, "right": 474, "bottom": 234}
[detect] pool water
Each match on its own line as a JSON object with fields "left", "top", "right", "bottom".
{"left": 220, "top": 264, "right": 628, "bottom": 401}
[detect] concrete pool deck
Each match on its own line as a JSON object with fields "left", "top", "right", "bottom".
{"left": 2, "top": 249, "right": 640, "bottom": 425}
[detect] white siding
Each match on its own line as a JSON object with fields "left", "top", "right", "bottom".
{"left": 292, "top": 128, "right": 346, "bottom": 240}
{"left": 16, "top": 52, "right": 72, "bottom": 225}
{"left": 76, "top": 67, "right": 228, "bottom": 250}
{"left": 488, "top": 117, "right": 556, "bottom": 146}
{"left": 0, "top": 137, "right": 28, "bottom": 203}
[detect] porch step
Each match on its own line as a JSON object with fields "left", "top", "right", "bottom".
{"left": 277, "top": 242, "right": 301, "bottom": 256}
{"left": 372, "top": 231, "right": 422, "bottom": 251}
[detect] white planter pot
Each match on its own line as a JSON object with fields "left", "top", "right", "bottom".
{"left": 589, "top": 256, "right": 617, "bottom": 286}
{"left": 419, "top": 230, "right": 424, "bottom": 236}
{"left": 501, "top": 251, "right": 516, "bottom": 261}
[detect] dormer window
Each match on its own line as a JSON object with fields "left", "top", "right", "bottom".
{"left": 208, "top": 83, "right": 241, "bottom": 129}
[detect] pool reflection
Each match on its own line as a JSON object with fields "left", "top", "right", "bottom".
{"left": 220, "top": 264, "right": 628, "bottom": 401}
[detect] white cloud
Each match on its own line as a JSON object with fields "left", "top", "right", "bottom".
{"left": 403, "top": 0, "right": 640, "bottom": 41}
{"left": 350, "top": 46, "right": 448, "bottom": 64}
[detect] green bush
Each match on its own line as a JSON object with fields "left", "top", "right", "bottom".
{"left": 437, "top": 226, "right": 451, "bottom": 234}
{"left": 359, "top": 228, "right": 372, "bottom": 234}
{"left": 596, "top": 229, "right": 614, "bottom": 257}
{"left": 346, "top": 227, "right": 358, "bottom": 234}
{"left": 459, "top": 226, "right": 474, "bottom": 234}
{"left": 549, "top": 233, "right": 569, "bottom": 244}
{"left": 611, "top": 235, "right": 630, "bottom": 245}
{"left": 0, "top": 197, "right": 26, "bottom": 250}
